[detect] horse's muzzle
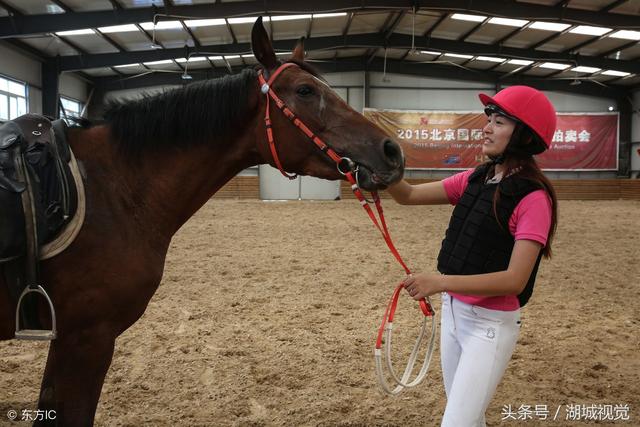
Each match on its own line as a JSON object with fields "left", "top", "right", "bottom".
{"left": 355, "top": 138, "right": 404, "bottom": 191}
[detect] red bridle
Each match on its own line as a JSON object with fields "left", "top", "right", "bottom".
{"left": 258, "top": 64, "right": 435, "bottom": 385}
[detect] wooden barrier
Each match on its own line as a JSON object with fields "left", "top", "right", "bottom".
{"left": 217, "top": 176, "right": 640, "bottom": 201}
{"left": 620, "top": 180, "right": 640, "bottom": 200}
{"left": 214, "top": 176, "right": 260, "bottom": 199}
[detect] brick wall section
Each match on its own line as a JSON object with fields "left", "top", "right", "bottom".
{"left": 216, "top": 177, "right": 640, "bottom": 200}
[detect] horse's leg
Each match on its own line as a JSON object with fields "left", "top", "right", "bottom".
{"left": 0, "top": 277, "right": 14, "bottom": 339}
{"left": 35, "top": 328, "right": 116, "bottom": 427}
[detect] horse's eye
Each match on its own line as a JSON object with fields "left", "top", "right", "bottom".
{"left": 296, "top": 85, "right": 314, "bottom": 97}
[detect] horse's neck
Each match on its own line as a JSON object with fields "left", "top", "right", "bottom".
{"left": 71, "top": 123, "right": 262, "bottom": 239}
{"left": 141, "top": 138, "right": 261, "bottom": 233}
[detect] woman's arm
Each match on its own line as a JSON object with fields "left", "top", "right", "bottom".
{"left": 404, "top": 239, "right": 543, "bottom": 298}
{"left": 386, "top": 179, "right": 450, "bottom": 205}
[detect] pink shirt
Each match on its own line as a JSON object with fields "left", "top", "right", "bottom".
{"left": 441, "top": 169, "right": 552, "bottom": 311}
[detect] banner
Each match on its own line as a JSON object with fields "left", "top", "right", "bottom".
{"left": 364, "top": 109, "right": 618, "bottom": 171}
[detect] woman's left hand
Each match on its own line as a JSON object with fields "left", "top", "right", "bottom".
{"left": 403, "top": 273, "right": 444, "bottom": 300}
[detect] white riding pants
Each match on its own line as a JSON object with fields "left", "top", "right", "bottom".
{"left": 440, "top": 292, "right": 521, "bottom": 427}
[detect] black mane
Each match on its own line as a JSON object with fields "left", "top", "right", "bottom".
{"left": 103, "top": 68, "right": 257, "bottom": 154}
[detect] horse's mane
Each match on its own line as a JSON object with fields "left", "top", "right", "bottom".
{"left": 103, "top": 68, "right": 257, "bottom": 154}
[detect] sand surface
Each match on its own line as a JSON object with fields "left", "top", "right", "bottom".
{"left": 1, "top": 199, "right": 638, "bottom": 426}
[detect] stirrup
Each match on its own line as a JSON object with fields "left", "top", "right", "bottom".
{"left": 15, "top": 285, "right": 57, "bottom": 341}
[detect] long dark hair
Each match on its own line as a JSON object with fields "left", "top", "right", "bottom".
{"left": 488, "top": 123, "right": 558, "bottom": 258}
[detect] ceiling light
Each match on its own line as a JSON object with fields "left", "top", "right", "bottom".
{"left": 488, "top": 17, "right": 528, "bottom": 27}
{"left": 185, "top": 13, "right": 346, "bottom": 28}
{"left": 227, "top": 17, "right": 262, "bottom": 24}
{"left": 608, "top": 30, "right": 640, "bottom": 41}
{"left": 140, "top": 21, "right": 183, "bottom": 30}
{"left": 601, "top": 70, "right": 630, "bottom": 77}
{"left": 529, "top": 22, "right": 571, "bottom": 32}
{"left": 608, "top": 106, "right": 614, "bottom": 111}
{"left": 98, "top": 24, "right": 138, "bottom": 33}
{"left": 175, "top": 57, "right": 208, "bottom": 63}
{"left": 444, "top": 53, "right": 473, "bottom": 59}
{"left": 451, "top": 13, "right": 486, "bottom": 23}
{"left": 185, "top": 19, "right": 226, "bottom": 28}
{"left": 507, "top": 59, "right": 533, "bottom": 66}
{"left": 47, "top": 4, "right": 64, "bottom": 13}
{"left": 538, "top": 62, "right": 571, "bottom": 70}
{"left": 571, "top": 66, "right": 601, "bottom": 73}
{"left": 312, "top": 13, "right": 347, "bottom": 18}
{"left": 143, "top": 60, "right": 173, "bottom": 66}
{"left": 114, "top": 63, "right": 141, "bottom": 68}
{"left": 181, "top": 72, "right": 193, "bottom": 80}
{"left": 475, "top": 56, "right": 506, "bottom": 63}
{"left": 569, "top": 26, "right": 612, "bottom": 36}
{"left": 56, "top": 29, "right": 94, "bottom": 36}
{"left": 420, "top": 50, "right": 441, "bottom": 55}
{"left": 270, "top": 14, "right": 312, "bottom": 22}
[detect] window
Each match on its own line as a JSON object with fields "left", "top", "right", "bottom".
{"left": 0, "top": 75, "right": 27, "bottom": 121}
{"left": 60, "top": 96, "right": 83, "bottom": 118}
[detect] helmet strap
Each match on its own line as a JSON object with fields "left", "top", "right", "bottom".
{"left": 489, "top": 154, "right": 506, "bottom": 165}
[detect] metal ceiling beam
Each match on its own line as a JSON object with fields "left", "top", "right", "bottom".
{"left": 54, "top": 32, "right": 640, "bottom": 75}
{"left": 1, "top": 39, "right": 46, "bottom": 61}
{"left": 0, "top": 0, "right": 21, "bottom": 15}
{"left": 458, "top": 17, "right": 490, "bottom": 42}
{"left": 2, "top": 0, "right": 640, "bottom": 39}
{"left": 367, "top": 10, "right": 406, "bottom": 65}
{"left": 600, "top": 0, "right": 629, "bottom": 12}
{"left": 599, "top": 40, "right": 638, "bottom": 58}
{"left": 90, "top": 56, "right": 628, "bottom": 100}
{"left": 562, "top": 0, "right": 636, "bottom": 55}
{"left": 334, "top": 11, "right": 355, "bottom": 61}
{"left": 423, "top": 13, "right": 448, "bottom": 38}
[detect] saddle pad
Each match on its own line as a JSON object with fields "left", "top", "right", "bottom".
{"left": 40, "top": 147, "right": 85, "bottom": 260}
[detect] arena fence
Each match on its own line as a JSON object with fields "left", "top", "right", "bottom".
{"left": 214, "top": 177, "right": 640, "bottom": 201}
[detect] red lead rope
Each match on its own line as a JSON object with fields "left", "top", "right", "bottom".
{"left": 344, "top": 179, "right": 435, "bottom": 350}
{"left": 258, "top": 64, "right": 435, "bottom": 351}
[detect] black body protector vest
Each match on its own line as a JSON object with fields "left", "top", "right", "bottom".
{"left": 437, "top": 164, "right": 544, "bottom": 307}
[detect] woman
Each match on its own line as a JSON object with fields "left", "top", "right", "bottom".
{"left": 387, "top": 85, "right": 558, "bottom": 427}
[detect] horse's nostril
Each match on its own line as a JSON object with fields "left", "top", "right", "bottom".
{"left": 383, "top": 139, "right": 402, "bottom": 165}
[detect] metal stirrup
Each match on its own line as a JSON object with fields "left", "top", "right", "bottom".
{"left": 15, "top": 286, "right": 57, "bottom": 341}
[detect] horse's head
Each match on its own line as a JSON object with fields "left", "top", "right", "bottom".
{"left": 251, "top": 17, "right": 404, "bottom": 191}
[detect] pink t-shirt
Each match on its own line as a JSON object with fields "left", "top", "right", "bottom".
{"left": 441, "top": 169, "right": 552, "bottom": 311}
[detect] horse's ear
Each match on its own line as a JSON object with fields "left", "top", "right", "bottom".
{"left": 292, "top": 37, "right": 305, "bottom": 62}
{"left": 251, "top": 16, "right": 278, "bottom": 71}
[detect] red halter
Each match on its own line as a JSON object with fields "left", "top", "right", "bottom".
{"left": 257, "top": 62, "right": 434, "bottom": 336}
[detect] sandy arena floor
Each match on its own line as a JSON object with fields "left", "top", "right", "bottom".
{"left": 1, "top": 198, "right": 638, "bottom": 426}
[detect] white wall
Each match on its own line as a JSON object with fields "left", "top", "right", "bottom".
{"left": 0, "top": 42, "right": 89, "bottom": 116}
{"left": 59, "top": 72, "right": 90, "bottom": 103}
{"left": 0, "top": 42, "right": 41, "bottom": 86}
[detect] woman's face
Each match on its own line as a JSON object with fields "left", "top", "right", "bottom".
{"left": 482, "top": 113, "right": 517, "bottom": 158}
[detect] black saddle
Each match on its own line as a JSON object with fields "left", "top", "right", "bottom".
{"left": 0, "top": 114, "right": 78, "bottom": 262}
{"left": 0, "top": 114, "right": 78, "bottom": 338}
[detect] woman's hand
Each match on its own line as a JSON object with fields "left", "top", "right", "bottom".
{"left": 403, "top": 273, "right": 445, "bottom": 300}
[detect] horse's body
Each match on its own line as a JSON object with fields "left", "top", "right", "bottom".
{"left": 0, "top": 18, "right": 404, "bottom": 426}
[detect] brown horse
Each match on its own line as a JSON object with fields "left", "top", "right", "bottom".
{"left": 0, "top": 17, "right": 404, "bottom": 426}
